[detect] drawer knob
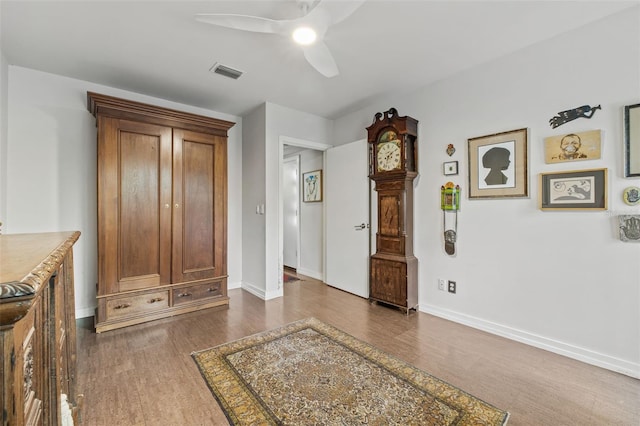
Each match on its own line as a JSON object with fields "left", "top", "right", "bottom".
{"left": 148, "top": 297, "right": 164, "bottom": 303}
{"left": 177, "top": 292, "right": 192, "bottom": 298}
{"left": 207, "top": 287, "right": 217, "bottom": 292}
{"left": 113, "top": 303, "right": 131, "bottom": 310}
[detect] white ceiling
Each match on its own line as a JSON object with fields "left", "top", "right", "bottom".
{"left": 1, "top": 1, "right": 635, "bottom": 119}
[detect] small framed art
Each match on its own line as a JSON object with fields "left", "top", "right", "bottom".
{"left": 539, "top": 168, "right": 607, "bottom": 211}
{"left": 468, "top": 128, "right": 528, "bottom": 199}
{"left": 624, "top": 103, "right": 640, "bottom": 177}
{"left": 303, "top": 169, "right": 322, "bottom": 202}
{"left": 443, "top": 161, "right": 458, "bottom": 176}
{"left": 544, "top": 129, "right": 602, "bottom": 163}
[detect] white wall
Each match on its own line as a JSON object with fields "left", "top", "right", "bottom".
{"left": 262, "top": 102, "right": 333, "bottom": 298}
{"left": 0, "top": 48, "right": 7, "bottom": 229}
{"left": 241, "top": 104, "right": 267, "bottom": 297}
{"left": 241, "top": 102, "right": 331, "bottom": 299}
{"left": 333, "top": 9, "right": 640, "bottom": 377}
{"left": 6, "top": 66, "right": 243, "bottom": 318}
{"left": 298, "top": 149, "right": 324, "bottom": 279}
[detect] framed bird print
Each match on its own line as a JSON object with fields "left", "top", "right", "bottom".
{"left": 539, "top": 168, "right": 607, "bottom": 211}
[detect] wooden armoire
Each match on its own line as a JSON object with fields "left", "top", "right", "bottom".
{"left": 88, "top": 93, "right": 235, "bottom": 333}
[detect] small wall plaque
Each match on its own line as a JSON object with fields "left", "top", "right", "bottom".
{"left": 619, "top": 215, "right": 640, "bottom": 242}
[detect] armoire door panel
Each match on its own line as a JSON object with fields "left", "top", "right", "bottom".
{"left": 182, "top": 140, "right": 215, "bottom": 273}
{"left": 118, "top": 131, "right": 162, "bottom": 287}
{"left": 99, "top": 119, "right": 172, "bottom": 294}
{"left": 172, "top": 129, "right": 227, "bottom": 283}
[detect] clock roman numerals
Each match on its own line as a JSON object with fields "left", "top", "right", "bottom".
{"left": 376, "top": 141, "right": 401, "bottom": 171}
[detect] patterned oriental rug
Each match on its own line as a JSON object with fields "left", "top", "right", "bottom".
{"left": 283, "top": 273, "right": 300, "bottom": 283}
{"left": 192, "top": 318, "right": 509, "bottom": 425}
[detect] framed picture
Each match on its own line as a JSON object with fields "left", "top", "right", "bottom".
{"left": 539, "top": 168, "right": 607, "bottom": 211}
{"left": 624, "top": 103, "right": 640, "bottom": 177}
{"left": 302, "top": 169, "right": 322, "bottom": 202}
{"left": 443, "top": 161, "right": 458, "bottom": 176}
{"left": 467, "top": 128, "right": 528, "bottom": 199}
{"left": 544, "top": 129, "right": 602, "bottom": 163}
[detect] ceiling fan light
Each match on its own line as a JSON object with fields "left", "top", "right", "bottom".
{"left": 292, "top": 27, "right": 317, "bottom": 45}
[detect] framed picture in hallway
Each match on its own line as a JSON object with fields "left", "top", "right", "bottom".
{"left": 467, "top": 128, "right": 529, "bottom": 199}
{"left": 303, "top": 169, "right": 323, "bottom": 202}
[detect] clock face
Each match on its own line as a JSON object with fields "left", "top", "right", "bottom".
{"left": 377, "top": 141, "right": 401, "bottom": 172}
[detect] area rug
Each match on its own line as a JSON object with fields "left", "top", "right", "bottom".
{"left": 283, "top": 273, "right": 299, "bottom": 283}
{"left": 192, "top": 318, "right": 509, "bottom": 425}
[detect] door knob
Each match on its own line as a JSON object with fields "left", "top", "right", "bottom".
{"left": 354, "top": 223, "right": 367, "bottom": 230}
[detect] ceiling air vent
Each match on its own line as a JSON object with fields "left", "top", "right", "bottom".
{"left": 210, "top": 63, "right": 243, "bottom": 80}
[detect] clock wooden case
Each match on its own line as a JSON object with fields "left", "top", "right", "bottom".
{"left": 367, "top": 108, "right": 418, "bottom": 313}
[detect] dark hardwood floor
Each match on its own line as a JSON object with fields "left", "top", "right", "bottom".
{"left": 76, "top": 276, "right": 639, "bottom": 425}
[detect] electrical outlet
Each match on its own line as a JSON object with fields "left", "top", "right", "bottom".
{"left": 448, "top": 280, "right": 457, "bottom": 294}
{"left": 438, "top": 279, "right": 445, "bottom": 291}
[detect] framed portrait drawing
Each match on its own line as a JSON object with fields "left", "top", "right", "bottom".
{"left": 624, "top": 103, "right": 640, "bottom": 177}
{"left": 544, "top": 129, "right": 602, "bottom": 163}
{"left": 539, "top": 168, "right": 607, "bottom": 211}
{"left": 303, "top": 169, "right": 322, "bottom": 202}
{"left": 467, "top": 128, "right": 528, "bottom": 199}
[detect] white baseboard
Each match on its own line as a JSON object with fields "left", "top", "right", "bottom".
{"left": 241, "top": 281, "right": 283, "bottom": 300}
{"left": 296, "top": 267, "right": 323, "bottom": 281}
{"left": 228, "top": 280, "right": 242, "bottom": 290}
{"left": 75, "top": 306, "right": 95, "bottom": 319}
{"left": 421, "top": 303, "right": 640, "bottom": 379}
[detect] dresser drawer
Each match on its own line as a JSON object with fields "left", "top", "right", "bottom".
{"left": 171, "top": 281, "right": 223, "bottom": 306}
{"left": 105, "top": 290, "right": 169, "bottom": 320}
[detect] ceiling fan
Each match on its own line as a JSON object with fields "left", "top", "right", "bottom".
{"left": 195, "top": 0, "right": 366, "bottom": 78}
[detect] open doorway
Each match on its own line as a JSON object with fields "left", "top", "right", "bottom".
{"left": 278, "top": 136, "right": 331, "bottom": 286}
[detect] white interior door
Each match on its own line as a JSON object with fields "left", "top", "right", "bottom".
{"left": 325, "top": 139, "right": 370, "bottom": 298}
{"left": 283, "top": 156, "right": 299, "bottom": 269}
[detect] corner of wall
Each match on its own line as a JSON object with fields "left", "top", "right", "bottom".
{"left": 0, "top": 52, "right": 8, "bottom": 228}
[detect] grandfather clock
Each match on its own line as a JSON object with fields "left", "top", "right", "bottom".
{"left": 367, "top": 108, "right": 418, "bottom": 313}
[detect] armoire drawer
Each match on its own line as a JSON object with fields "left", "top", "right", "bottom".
{"left": 172, "top": 282, "right": 223, "bottom": 306}
{"left": 105, "top": 290, "right": 169, "bottom": 320}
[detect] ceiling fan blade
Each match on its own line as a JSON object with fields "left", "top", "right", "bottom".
{"left": 302, "top": 41, "right": 339, "bottom": 78}
{"left": 195, "top": 13, "right": 284, "bottom": 34}
{"left": 317, "top": 0, "right": 367, "bottom": 25}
